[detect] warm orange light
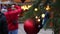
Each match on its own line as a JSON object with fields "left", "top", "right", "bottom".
{"left": 37, "top": 19, "right": 40, "bottom": 22}
{"left": 28, "top": 5, "right": 32, "bottom": 8}
{"left": 21, "top": 5, "right": 32, "bottom": 11}
{"left": 46, "top": 5, "right": 50, "bottom": 11}
{"left": 35, "top": 16, "right": 38, "bottom": 19}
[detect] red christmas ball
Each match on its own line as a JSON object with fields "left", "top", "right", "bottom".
{"left": 24, "top": 19, "right": 39, "bottom": 34}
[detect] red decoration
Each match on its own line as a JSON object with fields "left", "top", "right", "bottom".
{"left": 24, "top": 19, "right": 39, "bottom": 34}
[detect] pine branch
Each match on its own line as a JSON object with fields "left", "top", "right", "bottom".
{"left": 22, "top": 0, "right": 42, "bottom": 20}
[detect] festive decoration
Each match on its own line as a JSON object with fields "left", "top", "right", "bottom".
{"left": 21, "top": 5, "right": 28, "bottom": 11}
{"left": 21, "top": 5, "right": 32, "bottom": 11}
{"left": 35, "top": 16, "right": 39, "bottom": 19}
{"left": 24, "top": 19, "right": 40, "bottom": 34}
{"left": 28, "top": 5, "right": 32, "bottom": 8}
{"left": 34, "top": 8, "right": 38, "bottom": 11}
{"left": 21, "top": 0, "right": 60, "bottom": 34}
{"left": 37, "top": 18, "right": 40, "bottom": 22}
{"left": 41, "top": 14, "right": 45, "bottom": 18}
{"left": 45, "top": 5, "right": 50, "bottom": 11}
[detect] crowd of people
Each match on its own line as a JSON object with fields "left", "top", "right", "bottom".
{"left": 0, "top": 4, "right": 22, "bottom": 34}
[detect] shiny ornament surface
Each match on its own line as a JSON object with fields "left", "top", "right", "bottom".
{"left": 24, "top": 19, "right": 40, "bottom": 34}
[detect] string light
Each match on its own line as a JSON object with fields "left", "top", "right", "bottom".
{"left": 34, "top": 8, "right": 38, "bottom": 11}
{"left": 35, "top": 16, "right": 38, "bottom": 19}
{"left": 41, "top": 14, "right": 45, "bottom": 18}
{"left": 21, "top": 5, "right": 32, "bottom": 11}
{"left": 28, "top": 5, "right": 32, "bottom": 8}
{"left": 46, "top": 5, "right": 50, "bottom": 11}
{"left": 37, "top": 19, "right": 40, "bottom": 22}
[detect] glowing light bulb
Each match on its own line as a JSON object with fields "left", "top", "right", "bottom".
{"left": 35, "top": 16, "right": 38, "bottom": 19}
{"left": 34, "top": 8, "right": 38, "bottom": 11}
{"left": 21, "top": 5, "right": 27, "bottom": 10}
{"left": 37, "top": 19, "right": 40, "bottom": 22}
{"left": 41, "top": 14, "right": 45, "bottom": 18}
{"left": 28, "top": 5, "right": 32, "bottom": 8}
{"left": 46, "top": 5, "right": 50, "bottom": 11}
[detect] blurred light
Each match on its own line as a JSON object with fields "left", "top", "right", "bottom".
{"left": 37, "top": 19, "right": 40, "bottom": 22}
{"left": 35, "top": 16, "right": 38, "bottom": 19}
{"left": 34, "top": 8, "right": 38, "bottom": 11}
{"left": 28, "top": 5, "right": 32, "bottom": 8}
{"left": 41, "top": 14, "right": 45, "bottom": 18}
{"left": 21, "top": 6, "right": 24, "bottom": 10}
{"left": 21, "top": 5, "right": 32, "bottom": 11}
{"left": 46, "top": 5, "right": 50, "bottom": 11}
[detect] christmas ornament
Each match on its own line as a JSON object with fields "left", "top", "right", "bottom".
{"left": 24, "top": 19, "right": 40, "bottom": 34}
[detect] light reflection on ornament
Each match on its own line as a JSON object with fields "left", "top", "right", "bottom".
{"left": 41, "top": 14, "right": 45, "bottom": 18}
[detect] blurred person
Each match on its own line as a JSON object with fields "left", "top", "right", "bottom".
{"left": 0, "top": 4, "right": 8, "bottom": 34}
{"left": 1, "top": 8, "right": 7, "bottom": 13}
{"left": 2, "top": 4, "right": 7, "bottom": 9}
{"left": 1, "top": 4, "right": 7, "bottom": 13}
{"left": 4, "top": 4, "right": 22, "bottom": 34}
{"left": 11, "top": 5, "right": 16, "bottom": 10}
{"left": 42, "top": 11, "right": 50, "bottom": 28}
{"left": 7, "top": 4, "right": 12, "bottom": 11}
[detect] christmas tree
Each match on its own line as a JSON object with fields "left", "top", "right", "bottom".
{"left": 19, "top": 0, "right": 60, "bottom": 34}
